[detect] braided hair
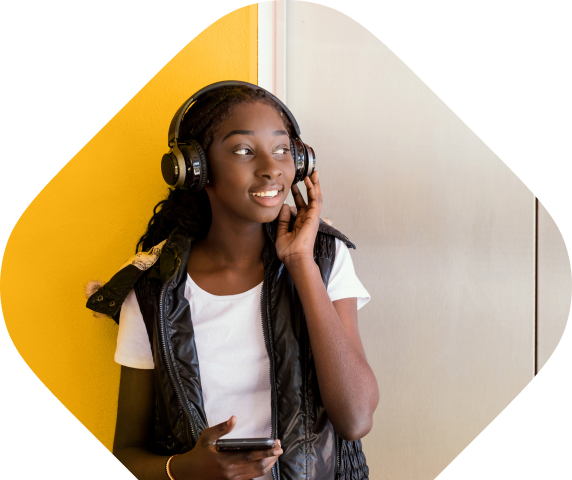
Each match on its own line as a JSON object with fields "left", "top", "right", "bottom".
{"left": 136, "top": 85, "right": 295, "bottom": 253}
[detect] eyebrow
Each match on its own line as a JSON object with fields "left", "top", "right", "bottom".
{"left": 221, "top": 129, "right": 289, "bottom": 143}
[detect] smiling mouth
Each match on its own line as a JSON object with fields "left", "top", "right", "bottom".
{"left": 249, "top": 190, "right": 280, "bottom": 198}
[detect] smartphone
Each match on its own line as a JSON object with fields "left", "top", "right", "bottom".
{"left": 215, "top": 438, "right": 276, "bottom": 452}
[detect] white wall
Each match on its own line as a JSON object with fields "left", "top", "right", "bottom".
{"left": 259, "top": 2, "right": 571, "bottom": 479}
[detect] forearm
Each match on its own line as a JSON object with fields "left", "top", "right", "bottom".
{"left": 286, "top": 257, "right": 379, "bottom": 440}
{"left": 114, "top": 446, "right": 172, "bottom": 480}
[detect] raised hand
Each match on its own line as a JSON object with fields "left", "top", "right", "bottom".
{"left": 276, "top": 171, "right": 322, "bottom": 268}
{"left": 169, "top": 416, "right": 283, "bottom": 480}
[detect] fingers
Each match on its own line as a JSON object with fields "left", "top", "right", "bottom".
{"left": 238, "top": 443, "right": 283, "bottom": 464}
{"left": 304, "top": 171, "right": 322, "bottom": 210}
{"left": 293, "top": 171, "right": 321, "bottom": 211}
{"left": 213, "top": 441, "right": 283, "bottom": 480}
{"left": 307, "top": 169, "right": 319, "bottom": 187}
{"left": 291, "top": 184, "right": 307, "bottom": 212}
{"left": 276, "top": 204, "right": 292, "bottom": 238}
{"left": 232, "top": 444, "right": 283, "bottom": 480}
{"left": 194, "top": 423, "right": 283, "bottom": 480}
{"left": 278, "top": 203, "right": 291, "bottom": 223}
{"left": 235, "top": 455, "right": 279, "bottom": 480}
{"left": 200, "top": 416, "right": 236, "bottom": 446}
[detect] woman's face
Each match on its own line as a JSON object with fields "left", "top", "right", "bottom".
{"left": 205, "top": 101, "right": 296, "bottom": 225}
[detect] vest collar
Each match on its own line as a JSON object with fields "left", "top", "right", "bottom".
{"left": 86, "top": 217, "right": 354, "bottom": 322}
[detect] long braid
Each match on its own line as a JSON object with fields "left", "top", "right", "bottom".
{"left": 136, "top": 85, "right": 294, "bottom": 253}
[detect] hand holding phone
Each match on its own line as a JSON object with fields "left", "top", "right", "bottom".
{"left": 169, "top": 416, "right": 283, "bottom": 480}
{"left": 215, "top": 438, "right": 276, "bottom": 452}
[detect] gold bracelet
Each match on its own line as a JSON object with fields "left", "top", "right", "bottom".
{"left": 165, "top": 454, "right": 179, "bottom": 480}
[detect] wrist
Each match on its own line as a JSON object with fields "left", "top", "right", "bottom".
{"left": 282, "top": 254, "right": 317, "bottom": 270}
{"left": 167, "top": 454, "right": 179, "bottom": 480}
{"left": 169, "top": 454, "right": 193, "bottom": 480}
{"left": 284, "top": 254, "right": 319, "bottom": 278}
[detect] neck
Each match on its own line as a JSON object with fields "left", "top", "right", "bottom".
{"left": 198, "top": 211, "right": 267, "bottom": 269}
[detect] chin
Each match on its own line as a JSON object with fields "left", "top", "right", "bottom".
{"left": 249, "top": 205, "right": 283, "bottom": 225}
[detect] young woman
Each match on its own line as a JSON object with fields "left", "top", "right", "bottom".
{"left": 87, "top": 82, "right": 379, "bottom": 480}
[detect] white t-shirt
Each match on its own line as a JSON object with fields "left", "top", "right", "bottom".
{"left": 115, "top": 238, "right": 370, "bottom": 478}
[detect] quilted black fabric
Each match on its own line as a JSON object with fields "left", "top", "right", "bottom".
{"left": 338, "top": 438, "right": 369, "bottom": 480}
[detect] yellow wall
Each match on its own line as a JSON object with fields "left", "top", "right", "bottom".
{"left": 1, "top": 4, "right": 257, "bottom": 451}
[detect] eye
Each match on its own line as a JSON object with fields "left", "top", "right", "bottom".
{"left": 274, "top": 147, "right": 290, "bottom": 155}
{"left": 234, "top": 148, "right": 253, "bottom": 156}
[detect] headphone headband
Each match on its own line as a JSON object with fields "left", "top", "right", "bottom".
{"left": 167, "top": 80, "right": 301, "bottom": 145}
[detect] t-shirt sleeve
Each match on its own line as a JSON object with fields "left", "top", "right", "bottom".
{"left": 326, "top": 238, "right": 371, "bottom": 310}
{"left": 114, "top": 289, "right": 155, "bottom": 369}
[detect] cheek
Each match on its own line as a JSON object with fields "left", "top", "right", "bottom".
{"left": 210, "top": 163, "right": 252, "bottom": 200}
{"left": 283, "top": 156, "right": 296, "bottom": 183}
{"left": 209, "top": 154, "right": 241, "bottom": 186}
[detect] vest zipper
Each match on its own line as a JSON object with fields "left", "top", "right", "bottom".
{"left": 159, "top": 272, "right": 200, "bottom": 445}
{"left": 262, "top": 223, "right": 279, "bottom": 480}
{"left": 336, "top": 435, "right": 342, "bottom": 480}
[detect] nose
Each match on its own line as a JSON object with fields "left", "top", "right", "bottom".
{"left": 255, "top": 150, "right": 282, "bottom": 180}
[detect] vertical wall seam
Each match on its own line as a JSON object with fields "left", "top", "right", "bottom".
{"left": 269, "top": 0, "right": 286, "bottom": 102}
{"left": 257, "top": 2, "right": 273, "bottom": 92}
{"left": 534, "top": 197, "right": 539, "bottom": 375}
{"left": 249, "top": 4, "right": 258, "bottom": 85}
{"left": 284, "top": 0, "right": 287, "bottom": 105}
{"left": 272, "top": 1, "right": 277, "bottom": 95}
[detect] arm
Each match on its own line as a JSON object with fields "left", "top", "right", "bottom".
{"left": 287, "top": 259, "right": 379, "bottom": 441}
{"left": 113, "top": 366, "right": 283, "bottom": 480}
{"left": 113, "top": 366, "right": 173, "bottom": 479}
{"left": 276, "top": 172, "right": 379, "bottom": 441}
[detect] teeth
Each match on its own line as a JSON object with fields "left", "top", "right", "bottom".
{"left": 251, "top": 190, "right": 278, "bottom": 198}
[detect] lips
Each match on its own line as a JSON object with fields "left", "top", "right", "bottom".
{"left": 249, "top": 184, "right": 283, "bottom": 195}
{"left": 250, "top": 190, "right": 279, "bottom": 198}
{"left": 248, "top": 185, "right": 284, "bottom": 207}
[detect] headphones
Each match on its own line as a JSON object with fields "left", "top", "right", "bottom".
{"left": 161, "top": 80, "right": 316, "bottom": 190}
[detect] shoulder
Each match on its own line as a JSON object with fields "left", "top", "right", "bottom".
{"left": 85, "top": 238, "right": 169, "bottom": 323}
{"left": 313, "top": 219, "right": 355, "bottom": 264}
{"left": 268, "top": 214, "right": 355, "bottom": 260}
{"left": 315, "top": 219, "right": 355, "bottom": 259}
{"left": 278, "top": 212, "right": 355, "bottom": 251}
{"left": 317, "top": 219, "right": 356, "bottom": 250}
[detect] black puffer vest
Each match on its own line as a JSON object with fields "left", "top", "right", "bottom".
{"left": 87, "top": 219, "right": 369, "bottom": 480}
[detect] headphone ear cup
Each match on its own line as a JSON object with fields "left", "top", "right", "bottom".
{"left": 290, "top": 137, "right": 297, "bottom": 184}
{"left": 291, "top": 137, "right": 303, "bottom": 184}
{"left": 291, "top": 137, "right": 311, "bottom": 184}
{"left": 179, "top": 139, "right": 208, "bottom": 190}
{"left": 304, "top": 143, "right": 316, "bottom": 178}
{"left": 161, "top": 150, "right": 184, "bottom": 187}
